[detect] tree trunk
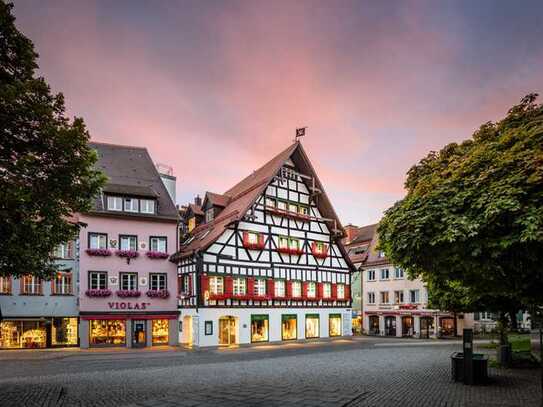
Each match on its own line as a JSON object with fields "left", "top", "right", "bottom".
{"left": 497, "top": 312, "right": 511, "bottom": 367}
{"left": 453, "top": 311, "right": 458, "bottom": 337}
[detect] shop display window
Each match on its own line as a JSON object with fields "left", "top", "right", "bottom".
{"left": 0, "top": 321, "right": 47, "bottom": 349}
{"left": 90, "top": 320, "right": 126, "bottom": 346}
{"left": 250, "top": 315, "right": 269, "bottom": 342}
{"left": 152, "top": 319, "right": 169, "bottom": 345}
{"left": 282, "top": 315, "right": 297, "bottom": 340}
{"left": 329, "top": 314, "right": 342, "bottom": 337}
{"left": 52, "top": 318, "right": 78, "bottom": 345}
{"left": 305, "top": 314, "right": 320, "bottom": 338}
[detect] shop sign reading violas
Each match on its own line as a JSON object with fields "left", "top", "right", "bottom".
{"left": 107, "top": 302, "right": 151, "bottom": 310}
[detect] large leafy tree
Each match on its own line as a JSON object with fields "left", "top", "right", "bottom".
{"left": 378, "top": 93, "right": 543, "bottom": 319}
{"left": 0, "top": 2, "right": 105, "bottom": 278}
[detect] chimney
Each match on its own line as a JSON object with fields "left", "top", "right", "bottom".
{"left": 194, "top": 194, "right": 202, "bottom": 207}
{"left": 344, "top": 224, "right": 359, "bottom": 244}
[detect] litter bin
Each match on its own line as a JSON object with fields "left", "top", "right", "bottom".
{"left": 451, "top": 352, "right": 489, "bottom": 384}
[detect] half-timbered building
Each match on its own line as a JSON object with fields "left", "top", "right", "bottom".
{"left": 172, "top": 142, "right": 355, "bottom": 347}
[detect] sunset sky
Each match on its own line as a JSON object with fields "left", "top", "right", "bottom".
{"left": 13, "top": 0, "right": 543, "bottom": 226}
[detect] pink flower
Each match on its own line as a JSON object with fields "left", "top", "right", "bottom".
{"left": 116, "top": 290, "right": 141, "bottom": 298}
{"left": 86, "top": 249, "right": 112, "bottom": 257}
{"left": 146, "top": 289, "right": 170, "bottom": 299}
{"left": 146, "top": 251, "right": 169, "bottom": 259}
{"left": 85, "top": 289, "right": 112, "bottom": 297}
{"left": 115, "top": 250, "right": 139, "bottom": 258}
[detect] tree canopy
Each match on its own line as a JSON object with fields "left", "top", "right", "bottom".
{"left": 378, "top": 94, "right": 543, "bottom": 313}
{"left": 0, "top": 1, "right": 105, "bottom": 278}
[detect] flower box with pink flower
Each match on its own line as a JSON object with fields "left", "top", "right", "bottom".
{"left": 85, "top": 289, "right": 112, "bottom": 297}
{"left": 146, "top": 251, "right": 169, "bottom": 259}
{"left": 116, "top": 290, "right": 141, "bottom": 298}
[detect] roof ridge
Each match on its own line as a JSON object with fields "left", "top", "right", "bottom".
{"left": 90, "top": 140, "right": 147, "bottom": 150}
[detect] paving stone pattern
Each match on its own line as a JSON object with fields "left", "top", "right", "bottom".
{"left": 0, "top": 341, "right": 540, "bottom": 407}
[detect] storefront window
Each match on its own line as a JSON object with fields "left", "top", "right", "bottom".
{"left": 329, "top": 314, "right": 341, "bottom": 337}
{"left": 305, "top": 314, "right": 320, "bottom": 338}
{"left": 52, "top": 318, "right": 78, "bottom": 345}
{"left": 89, "top": 320, "right": 126, "bottom": 346}
{"left": 282, "top": 315, "right": 297, "bottom": 340}
{"left": 0, "top": 321, "right": 47, "bottom": 349}
{"left": 251, "top": 315, "right": 269, "bottom": 342}
{"left": 152, "top": 319, "right": 169, "bottom": 345}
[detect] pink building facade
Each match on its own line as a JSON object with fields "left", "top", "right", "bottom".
{"left": 79, "top": 142, "right": 179, "bottom": 348}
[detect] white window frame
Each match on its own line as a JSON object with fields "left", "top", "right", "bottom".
{"left": 120, "top": 273, "right": 138, "bottom": 291}
{"left": 380, "top": 269, "right": 390, "bottom": 280}
{"left": 124, "top": 197, "right": 139, "bottom": 213}
{"left": 150, "top": 273, "right": 167, "bottom": 290}
{"left": 394, "top": 290, "right": 404, "bottom": 304}
{"left": 233, "top": 278, "right": 246, "bottom": 296}
{"left": 395, "top": 268, "right": 404, "bottom": 279}
{"left": 380, "top": 291, "right": 390, "bottom": 304}
{"left": 120, "top": 235, "right": 137, "bottom": 251}
{"left": 367, "top": 291, "right": 375, "bottom": 304}
{"left": 337, "top": 284, "right": 345, "bottom": 299}
{"left": 274, "top": 280, "right": 285, "bottom": 297}
{"left": 140, "top": 199, "right": 155, "bottom": 214}
{"left": 107, "top": 196, "right": 123, "bottom": 211}
{"left": 53, "top": 272, "right": 72, "bottom": 295}
{"left": 89, "top": 233, "right": 107, "bottom": 249}
{"left": 291, "top": 281, "right": 302, "bottom": 297}
{"left": 367, "top": 270, "right": 376, "bottom": 281}
{"left": 23, "top": 276, "right": 42, "bottom": 295}
{"left": 247, "top": 232, "right": 259, "bottom": 245}
{"left": 306, "top": 282, "right": 316, "bottom": 298}
{"left": 410, "top": 289, "right": 420, "bottom": 303}
{"left": 89, "top": 271, "right": 107, "bottom": 290}
{"left": 205, "top": 208, "right": 214, "bottom": 223}
{"left": 150, "top": 237, "right": 167, "bottom": 253}
{"left": 209, "top": 276, "right": 223, "bottom": 295}
{"left": 278, "top": 236, "right": 289, "bottom": 249}
{"left": 254, "top": 279, "right": 266, "bottom": 296}
{"left": 323, "top": 283, "right": 331, "bottom": 298}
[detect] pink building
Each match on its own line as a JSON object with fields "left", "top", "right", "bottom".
{"left": 79, "top": 142, "right": 179, "bottom": 348}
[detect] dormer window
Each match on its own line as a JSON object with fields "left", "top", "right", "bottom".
{"left": 107, "top": 196, "right": 123, "bottom": 211}
{"left": 205, "top": 208, "right": 214, "bottom": 223}
{"left": 124, "top": 198, "right": 139, "bottom": 212}
{"left": 140, "top": 199, "right": 155, "bottom": 214}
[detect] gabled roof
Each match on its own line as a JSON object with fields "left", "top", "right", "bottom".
{"left": 361, "top": 227, "right": 391, "bottom": 268}
{"left": 172, "top": 142, "right": 352, "bottom": 267}
{"left": 89, "top": 142, "right": 178, "bottom": 221}
{"left": 187, "top": 203, "right": 204, "bottom": 217}
{"left": 203, "top": 192, "right": 231, "bottom": 208}
{"left": 350, "top": 223, "right": 378, "bottom": 245}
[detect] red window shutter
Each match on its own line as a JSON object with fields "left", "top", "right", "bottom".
{"left": 178, "top": 276, "right": 183, "bottom": 294}
{"left": 302, "top": 282, "right": 308, "bottom": 299}
{"left": 267, "top": 279, "right": 274, "bottom": 298}
{"left": 247, "top": 277, "right": 255, "bottom": 297}
{"left": 311, "top": 241, "right": 316, "bottom": 254}
{"left": 188, "top": 274, "right": 192, "bottom": 295}
{"left": 331, "top": 283, "right": 337, "bottom": 299}
{"left": 317, "top": 282, "right": 323, "bottom": 299}
{"left": 20, "top": 278, "right": 24, "bottom": 294}
{"left": 51, "top": 277, "right": 55, "bottom": 294}
{"left": 225, "top": 276, "right": 233, "bottom": 296}
{"left": 345, "top": 284, "right": 351, "bottom": 300}
{"left": 200, "top": 274, "right": 209, "bottom": 296}
{"left": 286, "top": 281, "right": 292, "bottom": 298}
{"left": 257, "top": 234, "right": 265, "bottom": 249}
{"left": 242, "top": 231, "right": 249, "bottom": 247}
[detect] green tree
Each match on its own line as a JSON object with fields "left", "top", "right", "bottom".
{"left": 378, "top": 94, "right": 543, "bottom": 341}
{"left": 0, "top": 1, "right": 105, "bottom": 279}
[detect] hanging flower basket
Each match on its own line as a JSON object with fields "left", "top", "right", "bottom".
{"left": 146, "top": 251, "right": 169, "bottom": 259}
{"left": 86, "top": 249, "right": 112, "bottom": 257}
{"left": 116, "top": 250, "right": 139, "bottom": 258}
{"left": 116, "top": 289, "right": 141, "bottom": 298}
{"left": 85, "top": 289, "right": 112, "bottom": 297}
{"left": 146, "top": 289, "right": 170, "bottom": 299}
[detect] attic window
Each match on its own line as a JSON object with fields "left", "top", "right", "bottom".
{"left": 205, "top": 208, "right": 214, "bottom": 223}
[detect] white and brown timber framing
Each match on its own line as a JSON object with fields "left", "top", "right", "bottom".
{"left": 171, "top": 141, "right": 356, "bottom": 310}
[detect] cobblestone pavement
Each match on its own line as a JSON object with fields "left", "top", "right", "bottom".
{"left": 0, "top": 338, "right": 540, "bottom": 407}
